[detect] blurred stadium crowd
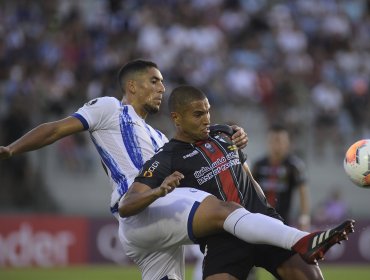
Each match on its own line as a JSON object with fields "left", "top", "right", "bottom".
{"left": 0, "top": 0, "right": 369, "bottom": 211}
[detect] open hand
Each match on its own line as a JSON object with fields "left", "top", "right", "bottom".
{"left": 156, "top": 171, "right": 184, "bottom": 197}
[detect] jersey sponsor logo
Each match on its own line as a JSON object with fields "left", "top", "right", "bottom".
{"left": 194, "top": 153, "right": 240, "bottom": 185}
{"left": 87, "top": 99, "right": 98, "bottom": 106}
{"left": 227, "top": 145, "right": 237, "bottom": 151}
{"left": 183, "top": 150, "right": 199, "bottom": 159}
{"left": 143, "top": 161, "right": 160, "bottom": 177}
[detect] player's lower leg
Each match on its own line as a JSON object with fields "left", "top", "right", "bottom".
{"left": 223, "top": 208, "right": 307, "bottom": 249}
{"left": 223, "top": 208, "right": 355, "bottom": 264}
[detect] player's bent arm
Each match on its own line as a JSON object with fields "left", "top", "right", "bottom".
{"left": 242, "top": 162, "right": 266, "bottom": 199}
{"left": 119, "top": 171, "right": 184, "bottom": 217}
{"left": 0, "top": 116, "right": 84, "bottom": 159}
{"left": 118, "top": 182, "right": 163, "bottom": 217}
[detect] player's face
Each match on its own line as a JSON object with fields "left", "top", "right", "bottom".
{"left": 135, "top": 67, "right": 165, "bottom": 116}
{"left": 176, "top": 98, "right": 211, "bottom": 142}
{"left": 268, "top": 131, "right": 290, "bottom": 159}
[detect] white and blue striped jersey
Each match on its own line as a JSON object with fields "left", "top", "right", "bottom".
{"left": 72, "top": 96, "right": 168, "bottom": 217}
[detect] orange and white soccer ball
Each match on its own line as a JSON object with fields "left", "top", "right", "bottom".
{"left": 344, "top": 139, "right": 370, "bottom": 188}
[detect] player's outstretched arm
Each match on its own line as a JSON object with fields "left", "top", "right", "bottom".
{"left": 0, "top": 116, "right": 84, "bottom": 159}
{"left": 119, "top": 171, "right": 184, "bottom": 217}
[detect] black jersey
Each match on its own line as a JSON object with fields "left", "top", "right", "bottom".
{"left": 135, "top": 130, "right": 281, "bottom": 220}
{"left": 252, "top": 155, "right": 306, "bottom": 222}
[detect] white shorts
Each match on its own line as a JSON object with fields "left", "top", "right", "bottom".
{"left": 118, "top": 187, "right": 212, "bottom": 280}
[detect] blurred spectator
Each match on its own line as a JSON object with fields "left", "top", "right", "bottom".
{"left": 56, "top": 133, "right": 94, "bottom": 173}
{"left": 313, "top": 188, "right": 350, "bottom": 224}
{"left": 0, "top": 0, "right": 369, "bottom": 212}
{"left": 311, "top": 79, "right": 345, "bottom": 158}
{"left": 0, "top": 98, "right": 58, "bottom": 211}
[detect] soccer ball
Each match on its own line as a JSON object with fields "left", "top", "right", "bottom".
{"left": 343, "top": 139, "right": 370, "bottom": 188}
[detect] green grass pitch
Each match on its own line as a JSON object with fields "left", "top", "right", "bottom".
{"left": 1, "top": 264, "right": 369, "bottom": 279}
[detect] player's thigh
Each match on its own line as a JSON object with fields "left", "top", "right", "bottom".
{"left": 277, "top": 254, "right": 324, "bottom": 280}
{"left": 119, "top": 188, "right": 211, "bottom": 250}
{"left": 192, "top": 195, "right": 241, "bottom": 238}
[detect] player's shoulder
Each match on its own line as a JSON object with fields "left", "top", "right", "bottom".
{"left": 84, "top": 96, "right": 121, "bottom": 108}
{"left": 209, "top": 124, "right": 235, "bottom": 146}
{"left": 160, "top": 140, "right": 179, "bottom": 152}
{"left": 147, "top": 143, "right": 176, "bottom": 166}
{"left": 158, "top": 139, "right": 190, "bottom": 155}
{"left": 210, "top": 124, "right": 234, "bottom": 137}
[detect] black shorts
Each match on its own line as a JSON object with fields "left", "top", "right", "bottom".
{"left": 202, "top": 233, "right": 295, "bottom": 280}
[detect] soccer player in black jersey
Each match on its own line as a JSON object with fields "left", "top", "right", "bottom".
{"left": 252, "top": 124, "right": 311, "bottom": 230}
{"left": 119, "top": 85, "right": 355, "bottom": 280}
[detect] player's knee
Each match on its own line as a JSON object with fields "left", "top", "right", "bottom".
{"left": 218, "top": 201, "right": 242, "bottom": 219}
{"left": 193, "top": 197, "right": 242, "bottom": 236}
{"left": 205, "top": 196, "right": 242, "bottom": 221}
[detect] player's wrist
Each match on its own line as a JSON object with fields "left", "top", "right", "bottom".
{"left": 152, "top": 187, "right": 164, "bottom": 198}
{"left": 6, "top": 145, "right": 14, "bottom": 157}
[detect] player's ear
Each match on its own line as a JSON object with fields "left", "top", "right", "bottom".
{"left": 127, "top": 79, "right": 136, "bottom": 94}
{"left": 171, "top": 112, "right": 180, "bottom": 126}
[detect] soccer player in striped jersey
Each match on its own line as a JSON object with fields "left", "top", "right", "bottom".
{"left": 119, "top": 84, "right": 355, "bottom": 280}
{"left": 0, "top": 61, "right": 353, "bottom": 280}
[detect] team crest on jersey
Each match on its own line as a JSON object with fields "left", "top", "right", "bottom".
{"left": 86, "top": 99, "right": 98, "bottom": 106}
{"left": 204, "top": 143, "right": 215, "bottom": 153}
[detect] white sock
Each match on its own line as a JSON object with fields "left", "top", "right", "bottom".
{"left": 223, "top": 208, "right": 308, "bottom": 249}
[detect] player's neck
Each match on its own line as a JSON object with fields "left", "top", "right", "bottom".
{"left": 173, "top": 133, "right": 195, "bottom": 143}
{"left": 269, "top": 154, "right": 284, "bottom": 165}
{"left": 127, "top": 101, "right": 148, "bottom": 119}
{"left": 135, "top": 107, "right": 148, "bottom": 119}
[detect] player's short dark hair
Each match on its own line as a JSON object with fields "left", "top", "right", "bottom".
{"left": 117, "top": 60, "right": 158, "bottom": 94}
{"left": 168, "top": 85, "right": 207, "bottom": 113}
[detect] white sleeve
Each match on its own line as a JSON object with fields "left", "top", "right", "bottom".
{"left": 72, "top": 97, "right": 120, "bottom": 131}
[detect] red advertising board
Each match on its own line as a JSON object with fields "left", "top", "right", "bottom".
{"left": 1, "top": 214, "right": 369, "bottom": 267}
{"left": 0, "top": 215, "right": 88, "bottom": 267}
{"left": 88, "top": 217, "right": 131, "bottom": 264}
